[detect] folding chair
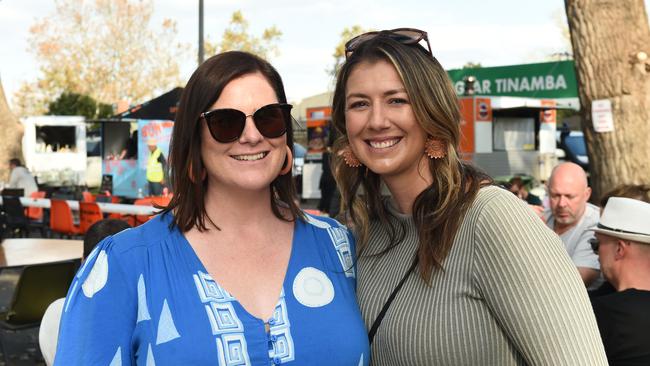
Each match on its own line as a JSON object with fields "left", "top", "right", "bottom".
{"left": 132, "top": 198, "right": 154, "bottom": 226}
{"left": 97, "top": 194, "right": 128, "bottom": 223}
{"left": 0, "top": 259, "right": 76, "bottom": 363}
{"left": 150, "top": 195, "right": 171, "bottom": 208}
{"left": 49, "top": 199, "right": 81, "bottom": 238}
{"left": 25, "top": 191, "right": 46, "bottom": 221}
{"left": 81, "top": 191, "right": 95, "bottom": 203}
{"left": 0, "top": 260, "right": 76, "bottom": 330}
{"left": 79, "top": 202, "right": 103, "bottom": 234}
{"left": 1, "top": 196, "right": 46, "bottom": 237}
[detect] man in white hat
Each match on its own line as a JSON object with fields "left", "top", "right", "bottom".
{"left": 589, "top": 197, "right": 650, "bottom": 366}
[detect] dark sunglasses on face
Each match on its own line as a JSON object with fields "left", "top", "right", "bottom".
{"left": 200, "top": 103, "right": 292, "bottom": 143}
{"left": 589, "top": 238, "right": 600, "bottom": 254}
{"left": 344, "top": 27, "right": 433, "bottom": 60}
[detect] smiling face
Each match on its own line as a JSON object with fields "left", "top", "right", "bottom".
{"left": 201, "top": 72, "right": 287, "bottom": 193}
{"left": 344, "top": 60, "right": 430, "bottom": 181}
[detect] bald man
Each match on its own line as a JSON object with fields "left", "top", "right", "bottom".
{"left": 546, "top": 162, "right": 601, "bottom": 287}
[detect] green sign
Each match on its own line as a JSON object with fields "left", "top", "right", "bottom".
{"left": 447, "top": 60, "right": 578, "bottom": 99}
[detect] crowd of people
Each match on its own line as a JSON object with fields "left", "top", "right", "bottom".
{"left": 508, "top": 165, "right": 650, "bottom": 365}
{"left": 3, "top": 27, "right": 647, "bottom": 366}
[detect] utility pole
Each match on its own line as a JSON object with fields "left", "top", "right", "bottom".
{"left": 198, "top": 0, "right": 204, "bottom": 65}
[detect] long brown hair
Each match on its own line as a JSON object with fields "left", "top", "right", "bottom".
{"left": 331, "top": 36, "right": 491, "bottom": 282}
{"left": 163, "top": 51, "right": 303, "bottom": 232}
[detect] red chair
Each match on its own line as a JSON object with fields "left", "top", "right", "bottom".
{"left": 95, "top": 194, "right": 119, "bottom": 204}
{"left": 133, "top": 198, "right": 154, "bottom": 226}
{"left": 82, "top": 191, "right": 95, "bottom": 202}
{"left": 79, "top": 202, "right": 103, "bottom": 234}
{"left": 25, "top": 191, "right": 46, "bottom": 221}
{"left": 49, "top": 199, "right": 81, "bottom": 238}
{"left": 150, "top": 196, "right": 171, "bottom": 208}
{"left": 96, "top": 194, "right": 128, "bottom": 222}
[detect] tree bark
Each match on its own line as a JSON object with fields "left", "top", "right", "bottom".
{"left": 565, "top": 0, "right": 650, "bottom": 200}
{"left": 0, "top": 78, "right": 24, "bottom": 181}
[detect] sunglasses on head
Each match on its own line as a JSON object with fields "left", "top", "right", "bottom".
{"left": 344, "top": 27, "right": 433, "bottom": 60}
{"left": 200, "top": 103, "right": 292, "bottom": 143}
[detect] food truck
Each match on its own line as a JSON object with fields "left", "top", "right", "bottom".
{"left": 97, "top": 88, "right": 180, "bottom": 198}
{"left": 457, "top": 96, "right": 561, "bottom": 181}
{"left": 301, "top": 106, "right": 332, "bottom": 199}
{"left": 98, "top": 119, "right": 173, "bottom": 198}
{"left": 21, "top": 115, "right": 88, "bottom": 187}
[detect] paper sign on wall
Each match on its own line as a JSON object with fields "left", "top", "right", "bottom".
{"left": 591, "top": 99, "right": 615, "bottom": 132}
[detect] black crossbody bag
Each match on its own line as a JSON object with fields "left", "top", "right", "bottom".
{"left": 367, "top": 257, "right": 419, "bottom": 345}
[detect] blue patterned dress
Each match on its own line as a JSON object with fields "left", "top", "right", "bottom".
{"left": 55, "top": 212, "right": 369, "bottom": 365}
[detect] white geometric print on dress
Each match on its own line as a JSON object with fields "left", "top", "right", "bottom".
{"left": 217, "top": 334, "right": 251, "bottom": 366}
{"left": 82, "top": 250, "right": 108, "bottom": 298}
{"left": 76, "top": 245, "right": 100, "bottom": 279}
{"left": 146, "top": 343, "right": 155, "bottom": 366}
{"left": 358, "top": 353, "right": 364, "bottom": 366}
{"left": 305, "top": 215, "right": 355, "bottom": 278}
{"left": 156, "top": 299, "right": 181, "bottom": 345}
{"left": 305, "top": 215, "right": 333, "bottom": 229}
{"left": 108, "top": 346, "right": 121, "bottom": 366}
{"left": 137, "top": 274, "right": 151, "bottom": 323}
{"left": 193, "top": 271, "right": 235, "bottom": 303}
{"left": 268, "top": 289, "right": 295, "bottom": 363}
{"left": 193, "top": 271, "right": 251, "bottom": 365}
{"left": 205, "top": 301, "right": 245, "bottom": 336}
{"left": 327, "top": 227, "right": 355, "bottom": 278}
{"left": 292, "top": 267, "right": 334, "bottom": 307}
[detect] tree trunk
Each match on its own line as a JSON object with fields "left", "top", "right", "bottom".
{"left": 0, "top": 77, "right": 24, "bottom": 181}
{"left": 565, "top": 0, "right": 650, "bottom": 200}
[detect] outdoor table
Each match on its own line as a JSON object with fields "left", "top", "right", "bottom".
{"left": 0, "top": 238, "right": 83, "bottom": 268}
{"left": 0, "top": 197, "right": 158, "bottom": 216}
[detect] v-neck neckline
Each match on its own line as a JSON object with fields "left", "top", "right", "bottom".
{"left": 178, "top": 217, "right": 300, "bottom": 324}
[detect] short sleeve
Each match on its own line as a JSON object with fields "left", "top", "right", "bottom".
{"left": 304, "top": 214, "right": 357, "bottom": 283}
{"left": 55, "top": 237, "right": 138, "bottom": 365}
{"left": 570, "top": 229, "right": 600, "bottom": 269}
{"left": 472, "top": 188, "right": 608, "bottom": 365}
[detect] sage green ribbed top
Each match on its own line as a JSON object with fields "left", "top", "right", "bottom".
{"left": 357, "top": 186, "right": 607, "bottom": 365}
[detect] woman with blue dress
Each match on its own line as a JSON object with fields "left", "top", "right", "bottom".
{"left": 55, "top": 51, "right": 369, "bottom": 365}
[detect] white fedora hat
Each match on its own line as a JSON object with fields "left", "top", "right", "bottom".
{"left": 590, "top": 197, "right": 650, "bottom": 244}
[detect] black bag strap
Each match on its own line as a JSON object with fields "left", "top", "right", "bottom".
{"left": 368, "top": 256, "right": 418, "bottom": 345}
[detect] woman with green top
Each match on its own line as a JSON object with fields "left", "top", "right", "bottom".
{"left": 331, "top": 27, "right": 607, "bottom": 365}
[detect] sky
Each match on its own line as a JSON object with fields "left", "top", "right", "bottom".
{"left": 0, "top": 0, "right": 588, "bottom": 107}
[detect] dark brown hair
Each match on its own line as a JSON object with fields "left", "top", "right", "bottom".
{"left": 163, "top": 51, "right": 303, "bottom": 232}
{"left": 331, "top": 36, "right": 491, "bottom": 282}
{"left": 600, "top": 183, "right": 650, "bottom": 207}
{"left": 83, "top": 219, "right": 131, "bottom": 258}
